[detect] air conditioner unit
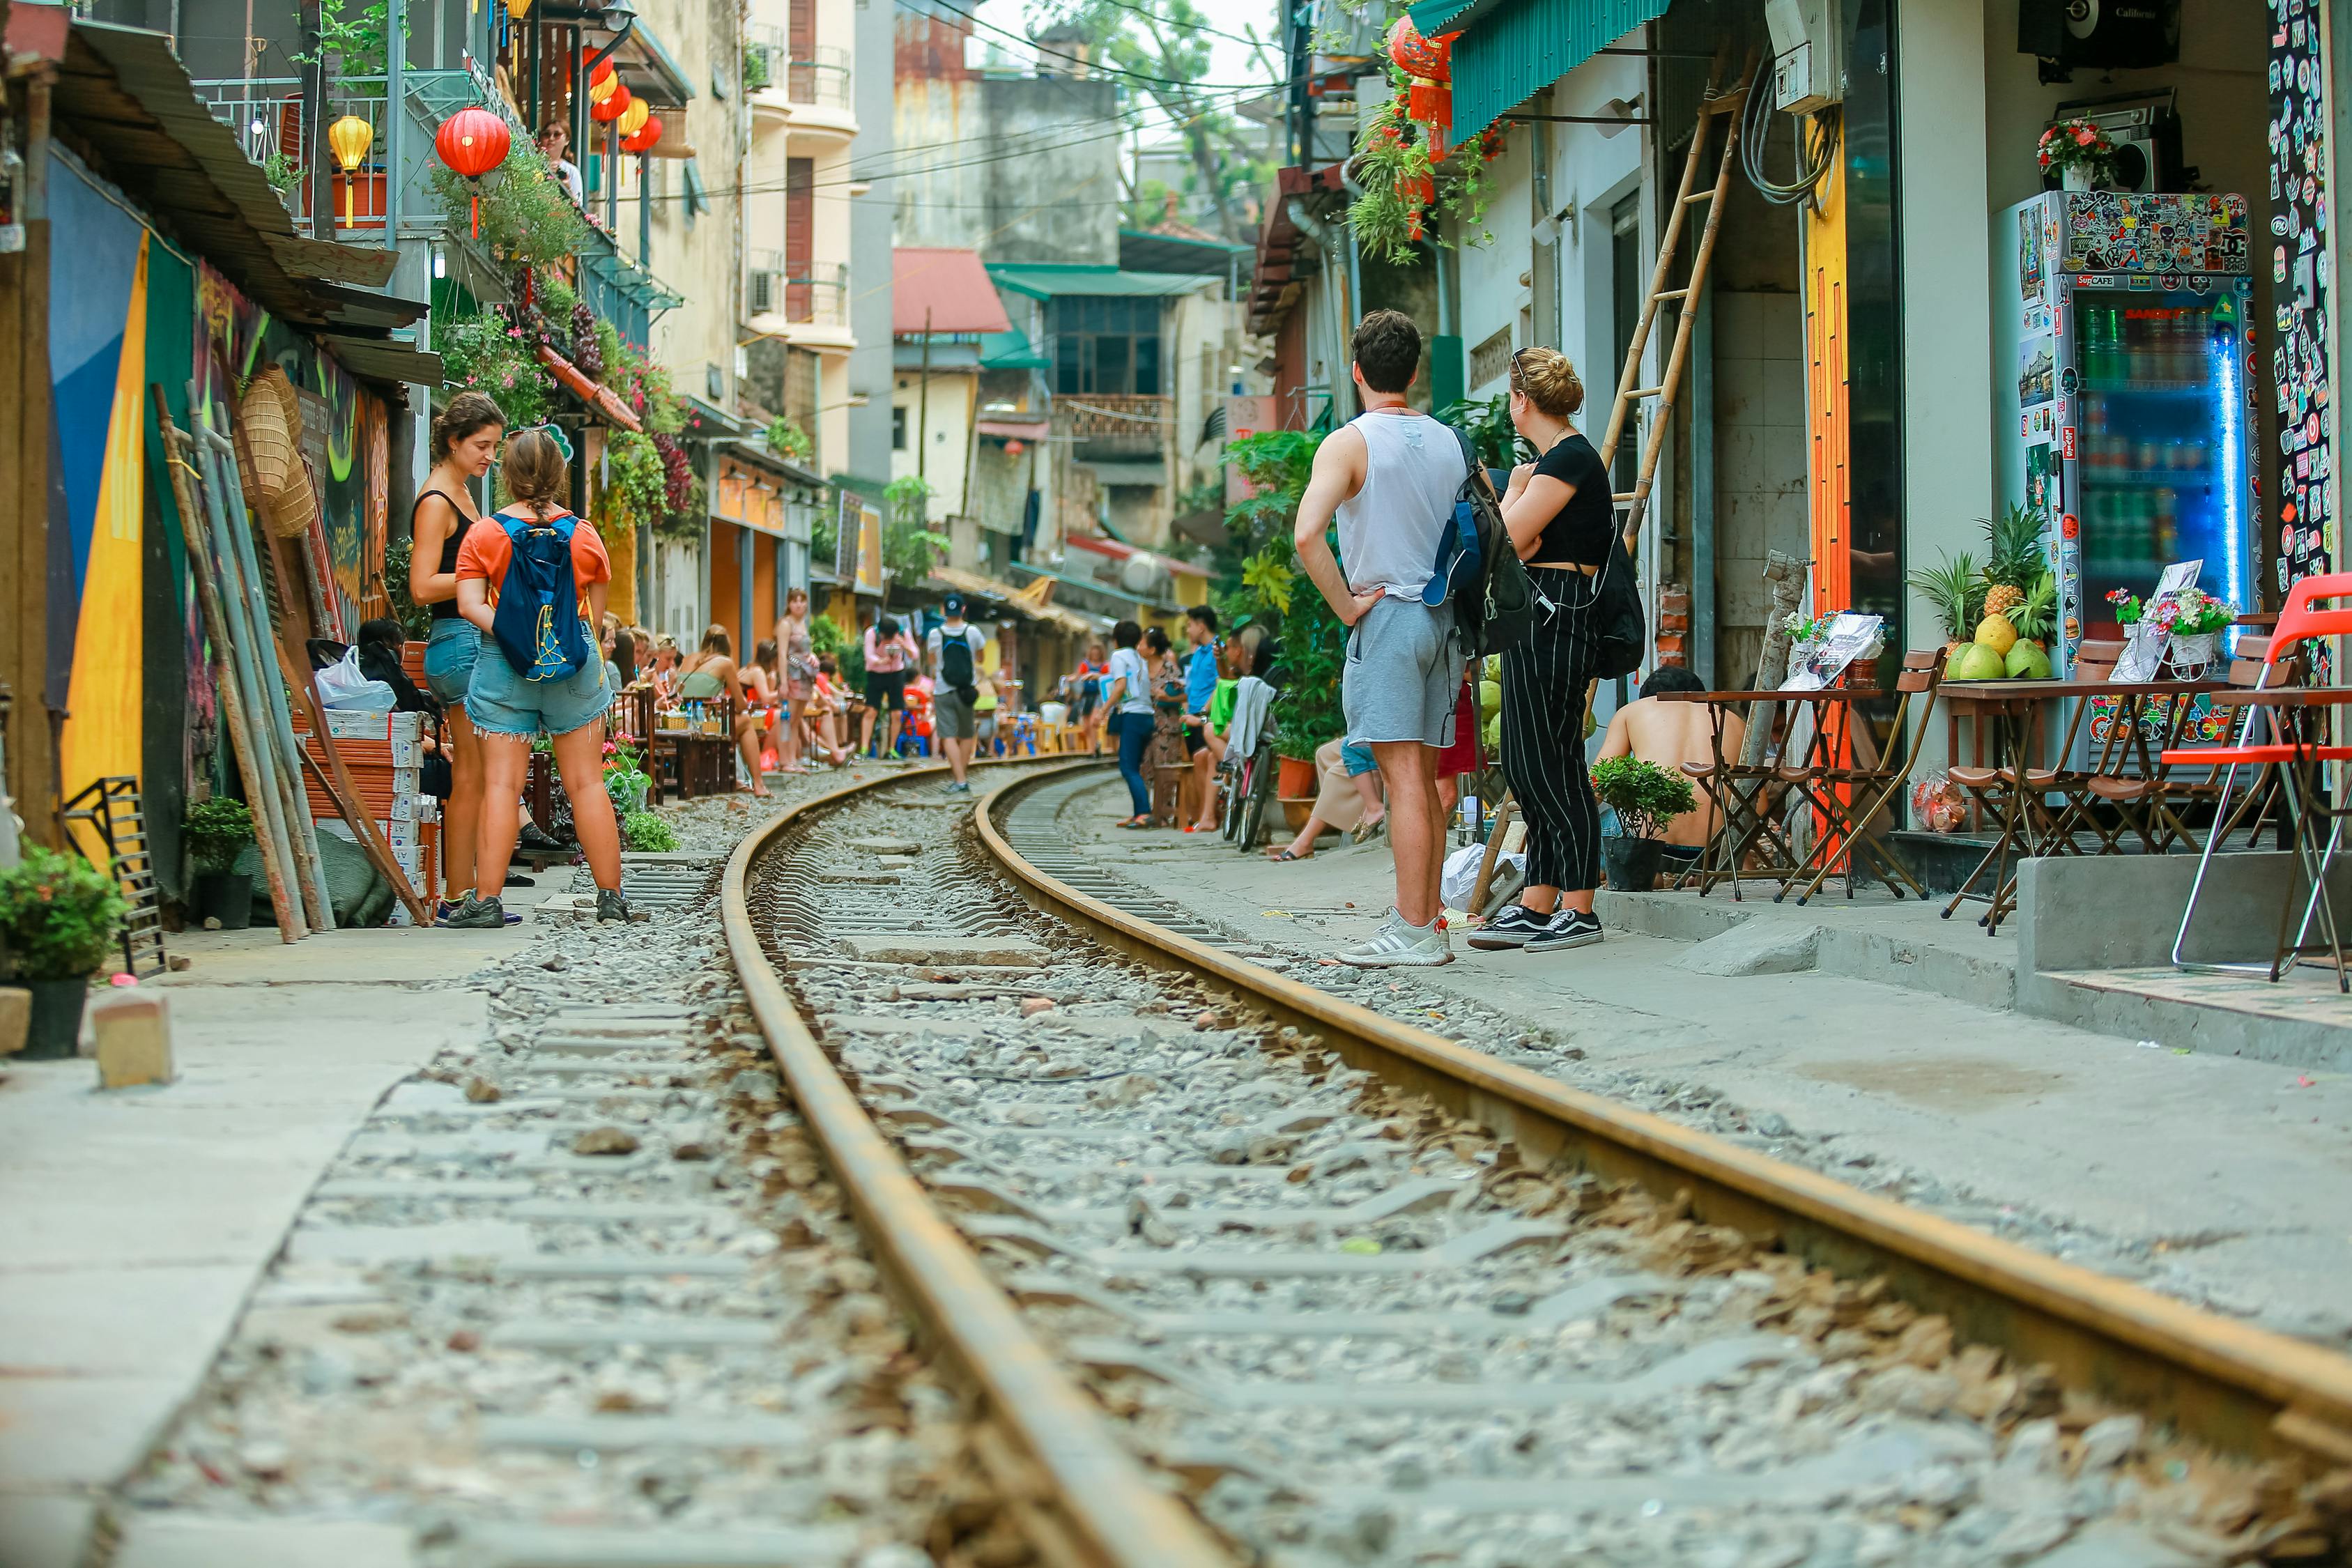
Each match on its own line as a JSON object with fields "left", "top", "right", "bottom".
{"left": 748, "top": 270, "right": 777, "bottom": 315}
{"left": 1764, "top": 0, "right": 1843, "bottom": 114}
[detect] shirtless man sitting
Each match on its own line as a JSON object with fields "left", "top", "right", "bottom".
{"left": 1594, "top": 666, "right": 1744, "bottom": 882}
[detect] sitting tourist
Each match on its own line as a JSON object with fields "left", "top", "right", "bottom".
{"left": 1593, "top": 665, "right": 1744, "bottom": 882}
{"left": 676, "top": 626, "right": 769, "bottom": 798}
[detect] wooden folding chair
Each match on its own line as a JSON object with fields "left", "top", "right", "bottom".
{"left": 1679, "top": 698, "right": 1809, "bottom": 900}
{"left": 1776, "top": 651, "right": 1942, "bottom": 905}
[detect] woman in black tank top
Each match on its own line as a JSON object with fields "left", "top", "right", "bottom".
{"left": 411, "top": 392, "right": 505, "bottom": 920}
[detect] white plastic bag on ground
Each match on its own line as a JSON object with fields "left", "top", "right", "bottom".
{"left": 315, "top": 647, "right": 397, "bottom": 712}
{"left": 1442, "top": 842, "right": 1524, "bottom": 910}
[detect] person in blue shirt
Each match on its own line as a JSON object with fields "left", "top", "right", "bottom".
{"left": 1182, "top": 604, "right": 1226, "bottom": 831}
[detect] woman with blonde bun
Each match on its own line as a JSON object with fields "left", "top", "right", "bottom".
{"left": 1468, "top": 346, "right": 1614, "bottom": 957}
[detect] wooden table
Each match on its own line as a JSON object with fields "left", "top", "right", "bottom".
{"left": 1935, "top": 677, "right": 2224, "bottom": 932}
{"left": 1659, "top": 687, "right": 1896, "bottom": 901}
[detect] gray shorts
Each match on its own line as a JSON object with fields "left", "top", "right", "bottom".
{"left": 1342, "top": 596, "right": 1462, "bottom": 748}
{"left": 934, "top": 686, "right": 978, "bottom": 741}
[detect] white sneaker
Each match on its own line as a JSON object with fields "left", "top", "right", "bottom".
{"left": 1336, "top": 907, "right": 1454, "bottom": 967}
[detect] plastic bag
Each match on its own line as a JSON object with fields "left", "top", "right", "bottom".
{"left": 1911, "top": 771, "right": 1967, "bottom": 834}
{"left": 1441, "top": 842, "right": 1525, "bottom": 909}
{"left": 315, "top": 647, "right": 397, "bottom": 712}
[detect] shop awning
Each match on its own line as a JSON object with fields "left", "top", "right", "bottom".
{"left": 928, "top": 566, "right": 1101, "bottom": 636}
{"left": 976, "top": 418, "right": 1050, "bottom": 439}
{"left": 985, "top": 263, "right": 1215, "bottom": 301}
{"left": 537, "top": 345, "right": 643, "bottom": 431}
{"left": 979, "top": 325, "right": 1049, "bottom": 371}
{"left": 1402, "top": 0, "right": 1666, "bottom": 144}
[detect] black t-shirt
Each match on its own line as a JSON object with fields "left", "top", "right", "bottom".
{"left": 1525, "top": 431, "right": 1615, "bottom": 567}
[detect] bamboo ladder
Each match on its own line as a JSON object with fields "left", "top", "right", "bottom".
{"left": 1467, "top": 56, "right": 1759, "bottom": 916}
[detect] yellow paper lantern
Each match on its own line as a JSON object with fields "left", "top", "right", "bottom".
{"left": 505, "top": 0, "right": 532, "bottom": 16}
{"left": 587, "top": 69, "right": 618, "bottom": 104}
{"left": 327, "top": 114, "right": 374, "bottom": 227}
{"left": 617, "top": 97, "right": 650, "bottom": 138}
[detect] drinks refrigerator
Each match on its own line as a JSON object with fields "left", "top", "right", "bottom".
{"left": 1992, "top": 191, "right": 2256, "bottom": 677}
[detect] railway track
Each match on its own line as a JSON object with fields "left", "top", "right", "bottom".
{"left": 725, "top": 758, "right": 2352, "bottom": 1568}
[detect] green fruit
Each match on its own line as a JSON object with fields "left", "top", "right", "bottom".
{"left": 1482, "top": 716, "right": 1502, "bottom": 752}
{"left": 2004, "top": 640, "right": 2052, "bottom": 679}
{"left": 1477, "top": 680, "right": 1502, "bottom": 713}
{"left": 1951, "top": 643, "right": 2008, "bottom": 681}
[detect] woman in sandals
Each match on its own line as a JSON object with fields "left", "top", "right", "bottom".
{"left": 408, "top": 391, "right": 506, "bottom": 925}
{"left": 445, "top": 427, "right": 630, "bottom": 928}
{"left": 1103, "top": 620, "right": 1156, "bottom": 827}
{"left": 774, "top": 586, "right": 821, "bottom": 774}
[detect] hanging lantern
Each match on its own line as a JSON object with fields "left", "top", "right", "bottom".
{"left": 1004, "top": 438, "right": 1026, "bottom": 456}
{"left": 505, "top": 0, "right": 531, "bottom": 17}
{"left": 1385, "top": 15, "right": 1456, "bottom": 158}
{"left": 617, "top": 97, "right": 650, "bottom": 139}
{"left": 591, "top": 80, "right": 631, "bottom": 123}
{"left": 434, "top": 106, "right": 512, "bottom": 237}
{"left": 588, "top": 69, "right": 618, "bottom": 104}
{"left": 327, "top": 114, "right": 374, "bottom": 228}
{"left": 583, "top": 48, "right": 615, "bottom": 84}
{"left": 621, "top": 113, "right": 661, "bottom": 154}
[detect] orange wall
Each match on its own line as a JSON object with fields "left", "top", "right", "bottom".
{"left": 711, "top": 521, "right": 743, "bottom": 656}
{"left": 751, "top": 537, "right": 777, "bottom": 656}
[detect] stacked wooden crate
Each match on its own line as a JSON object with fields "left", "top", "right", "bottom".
{"left": 289, "top": 707, "right": 441, "bottom": 922}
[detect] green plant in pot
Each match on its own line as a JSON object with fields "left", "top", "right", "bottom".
{"left": 0, "top": 847, "right": 130, "bottom": 1059}
{"left": 183, "top": 795, "right": 256, "bottom": 929}
{"left": 1591, "top": 756, "right": 1697, "bottom": 893}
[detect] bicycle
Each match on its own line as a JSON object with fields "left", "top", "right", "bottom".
{"left": 1220, "top": 732, "right": 1279, "bottom": 851}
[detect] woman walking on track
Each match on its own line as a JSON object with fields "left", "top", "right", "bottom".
{"left": 444, "top": 427, "right": 631, "bottom": 929}
{"left": 1470, "top": 347, "right": 1613, "bottom": 955}
{"left": 1103, "top": 620, "right": 1155, "bottom": 828}
{"left": 774, "top": 587, "right": 820, "bottom": 774}
{"left": 408, "top": 390, "right": 505, "bottom": 924}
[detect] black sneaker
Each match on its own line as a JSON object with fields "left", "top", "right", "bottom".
{"left": 1467, "top": 903, "right": 1554, "bottom": 951}
{"left": 1525, "top": 909, "right": 1604, "bottom": 953}
{"left": 443, "top": 893, "right": 508, "bottom": 930}
{"left": 517, "top": 824, "right": 564, "bottom": 853}
{"left": 596, "top": 888, "right": 633, "bottom": 923}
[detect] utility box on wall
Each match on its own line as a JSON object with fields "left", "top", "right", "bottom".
{"left": 1765, "top": 0, "right": 1845, "bottom": 114}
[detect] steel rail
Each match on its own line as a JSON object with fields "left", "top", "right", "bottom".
{"left": 974, "top": 762, "right": 2352, "bottom": 1470}
{"left": 721, "top": 758, "right": 1233, "bottom": 1568}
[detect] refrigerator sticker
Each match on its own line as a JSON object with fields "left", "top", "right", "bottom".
{"left": 2020, "top": 341, "right": 2057, "bottom": 408}
{"left": 2272, "top": 0, "right": 2335, "bottom": 599}
{"left": 2018, "top": 208, "right": 2045, "bottom": 302}
{"left": 2060, "top": 426, "right": 2077, "bottom": 460}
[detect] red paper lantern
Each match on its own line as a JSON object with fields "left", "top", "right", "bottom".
{"left": 1385, "top": 15, "right": 1456, "bottom": 157}
{"left": 433, "top": 106, "right": 512, "bottom": 237}
{"left": 582, "top": 47, "right": 615, "bottom": 83}
{"left": 622, "top": 114, "right": 662, "bottom": 155}
{"left": 590, "top": 80, "right": 631, "bottom": 123}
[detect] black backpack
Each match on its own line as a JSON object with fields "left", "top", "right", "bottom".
{"left": 1581, "top": 527, "right": 1647, "bottom": 680}
{"left": 1438, "top": 425, "right": 1536, "bottom": 659}
{"left": 938, "top": 624, "right": 977, "bottom": 700}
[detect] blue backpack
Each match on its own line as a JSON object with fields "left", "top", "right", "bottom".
{"left": 489, "top": 508, "right": 592, "bottom": 683}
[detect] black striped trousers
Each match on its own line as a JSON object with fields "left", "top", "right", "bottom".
{"left": 1499, "top": 565, "right": 1604, "bottom": 894}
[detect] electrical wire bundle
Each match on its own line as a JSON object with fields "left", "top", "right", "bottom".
{"left": 1739, "top": 68, "right": 1839, "bottom": 209}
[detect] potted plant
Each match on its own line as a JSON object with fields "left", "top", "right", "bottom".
{"left": 2155, "top": 588, "right": 2234, "bottom": 679}
{"left": 1781, "top": 610, "right": 1831, "bottom": 670}
{"left": 183, "top": 795, "right": 256, "bottom": 928}
{"left": 1592, "top": 756, "right": 1697, "bottom": 893}
{"left": 2038, "top": 118, "right": 2116, "bottom": 192}
{"left": 0, "top": 847, "right": 130, "bottom": 1059}
{"left": 603, "top": 739, "right": 652, "bottom": 815}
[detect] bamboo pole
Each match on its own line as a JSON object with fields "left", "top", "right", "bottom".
{"left": 151, "top": 388, "right": 306, "bottom": 940}
{"left": 190, "top": 403, "right": 338, "bottom": 929}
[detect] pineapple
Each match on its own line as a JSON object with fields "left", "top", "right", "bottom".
{"left": 2009, "top": 570, "right": 2057, "bottom": 647}
{"left": 1981, "top": 505, "right": 2047, "bottom": 619}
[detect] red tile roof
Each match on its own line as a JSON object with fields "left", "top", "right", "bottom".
{"left": 893, "top": 247, "right": 1013, "bottom": 336}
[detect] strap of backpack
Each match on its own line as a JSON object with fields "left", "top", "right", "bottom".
{"left": 1446, "top": 424, "right": 1496, "bottom": 500}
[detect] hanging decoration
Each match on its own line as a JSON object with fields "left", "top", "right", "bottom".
{"left": 617, "top": 98, "right": 650, "bottom": 139}
{"left": 584, "top": 48, "right": 615, "bottom": 84}
{"left": 433, "top": 107, "right": 512, "bottom": 238}
{"left": 588, "top": 69, "right": 619, "bottom": 104}
{"left": 592, "top": 80, "right": 631, "bottom": 123}
{"left": 326, "top": 114, "right": 374, "bottom": 229}
{"left": 622, "top": 114, "right": 662, "bottom": 155}
{"left": 505, "top": 0, "right": 531, "bottom": 17}
{"left": 1385, "top": 16, "right": 1456, "bottom": 158}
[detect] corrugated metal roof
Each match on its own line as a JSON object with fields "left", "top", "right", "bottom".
{"left": 985, "top": 263, "right": 1214, "bottom": 300}
{"left": 895, "top": 247, "right": 1014, "bottom": 335}
{"left": 1405, "top": 0, "right": 1666, "bottom": 144}
{"left": 979, "top": 326, "right": 1048, "bottom": 370}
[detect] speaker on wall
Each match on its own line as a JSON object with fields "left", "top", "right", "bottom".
{"left": 2020, "top": 0, "right": 2181, "bottom": 84}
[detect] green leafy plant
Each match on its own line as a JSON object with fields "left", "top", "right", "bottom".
{"left": 429, "top": 141, "right": 587, "bottom": 266}
{"left": 2009, "top": 569, "right": 2057, "bottom": 645}
{"left": 1906, "top": 551, "right": 1987, "bottom": 646}
{"left": 436, "top": 309, "right": 554, "bottom": 428}
{"left": 383, "top": 529, "right": 431, "bottom": 638}
{"left": 1981, "top": 505, "right": 2046, "bottom": 619}
{"left": 596, "top": 429, "right": 670, "bottom": 536}
{"left": 764, "top": 417, "right": 813, "bottom": 463}
{"left": 1591, "top": 756, "right": 1697, "bottom": 843}
{"left": 880, "top": 475, "right": 947, "bottom": 584}
{"left": 1435, "top": 393, "right": 1527, "bottom": 470}
{"left": 741, "top": 42, "right": 772, "bottom": 92}
{"left": 183, "top": 797, "right": 255, "bottom": 877}
{"left": 1346, "top": 87, "right": 1511, "bottom": 265}
{"left": 261, "top": 150, "right": 300, "bottom": 194}
{"left": 622, "top": 810, "right": 678, "bottom": 853}
{"left": 0, "top": 847, "right": 129, "bottom": 981}
{"left": 291, "top": 0, "right": 387, "bottom": 74}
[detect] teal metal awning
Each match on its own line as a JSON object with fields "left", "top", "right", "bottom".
{"left": 985, "top": 263, "right": 1213, "bottom": 301}
{"left": 1404, "top": 0, "right": 1667, "bottom": 144}
{"left": 980, "top": 325, "right": 1048, "bottom": 370}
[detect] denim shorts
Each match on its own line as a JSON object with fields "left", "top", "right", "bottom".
{"left": 422, "top": 617, "right": 482, "bottom": 707}
{"left": 466, "top": 642, "right": 612, "bottom": 738}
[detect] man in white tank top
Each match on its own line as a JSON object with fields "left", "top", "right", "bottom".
{"left": 1293, "top": 309, "right": 1468, "bottom": 967}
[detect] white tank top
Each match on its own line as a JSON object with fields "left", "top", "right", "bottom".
{"left": 1332, "top": 410, "right": 1466, "bottom": 597}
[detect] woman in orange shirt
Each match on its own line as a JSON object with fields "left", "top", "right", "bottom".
{"left": 445, "top": 428, "right": 629, "bottom": 928}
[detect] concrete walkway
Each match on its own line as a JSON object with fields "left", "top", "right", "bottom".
{"left": 0, "top": 920, "right": 521, "bottom": 1568}
{"left": 1067, "top": 778, "right": 2352, "bottom": 1348}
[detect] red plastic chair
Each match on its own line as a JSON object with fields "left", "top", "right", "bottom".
{"left": 2161, "top": 572, "right": 2352, "bottom": 987}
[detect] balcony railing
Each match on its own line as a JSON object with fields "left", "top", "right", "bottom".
{"left": 748, "top": 254, "right": 848, "bottom": 327}
{"left": 744, "top": 31, "right": 852, "bottom": 110}
{"left": 1056, "top": 393, "right": 1172, "bottom": 440}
